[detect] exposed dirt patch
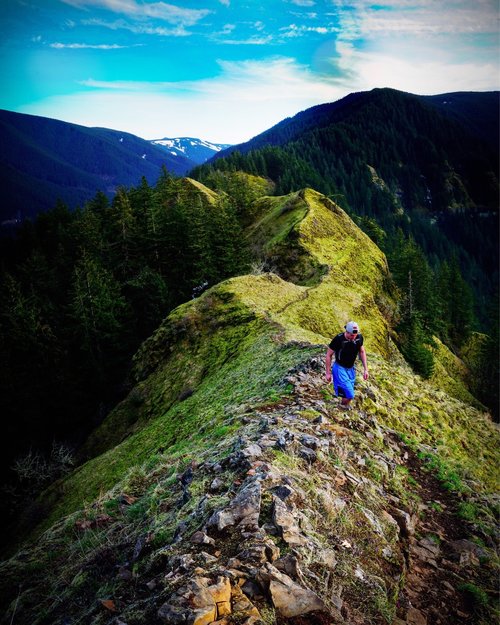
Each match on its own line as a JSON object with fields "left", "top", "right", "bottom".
{"left": 385, "top": 436, "right": 496, "bottom": 625}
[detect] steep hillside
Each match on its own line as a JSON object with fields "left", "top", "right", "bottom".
{"left": 423, "top": 91, "right": 500, "bottom": 151}
{"left": 0, "top": 110, "right": 195, "bottom": 223}
{"left": 215, "top": 90, "right": 499, "bottom": 168}
{"left": 1, "top": 187, "right": 498, "bottom": 625}
{"left": 195, "top": 89, "right": 499, "bottom": 308}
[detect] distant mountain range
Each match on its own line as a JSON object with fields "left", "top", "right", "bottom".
{"left": 2, "top": 89, "right": 498, "bottom": 230}
{"left": 151, "top": 137, "right": 231, "bottom": 164}
{"left": 0, "top": 110, "right": 231, "bottom": 224}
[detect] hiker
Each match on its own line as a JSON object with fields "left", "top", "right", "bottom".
{"left": 325, "top": 321, "right": 368, "bottom": 407}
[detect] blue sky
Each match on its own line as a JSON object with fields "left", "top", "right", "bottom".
{"left": 1, "top": 0, "right": 499, "bottom": 143}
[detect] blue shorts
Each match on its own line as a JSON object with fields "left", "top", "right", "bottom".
{"left": 332, "top": 362, "right": 356, "bottom": 399}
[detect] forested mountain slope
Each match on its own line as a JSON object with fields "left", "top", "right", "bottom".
{"left": 0, "top": 174, "right": 247, "bottom": 479}
{"left": 0, "top": 110, "right": 195, "bottom": 223}
{"left": 194, "top": 89, "right": 499, "bottom": 318}
{"left": 1, "top": 182, "right": 498, "bottom": 625}
{"left": 422, "top": 91, "right": 500, "bottom": 151}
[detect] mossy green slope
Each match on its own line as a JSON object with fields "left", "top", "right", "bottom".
{"left": 29, "top": 185, "right": 487, "bottom": 533}
{"left": 180, "top": 177, "right": 219, "bottom": 205}
{"left": 245, "top": 188, "right": 395, "bottom": 355}
{"left": 22, "top": 187, "right": 396, "bottom": 533}
{"left": 38, "top": 283, "right": 319, "bottom": 529}
{"left": 2, "top": 183, "right": 499, "bottom": 625}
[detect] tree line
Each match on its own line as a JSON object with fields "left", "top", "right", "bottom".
{"left": 192, "top": 89, "right": 498, "bottom": 322}
{"left": 0, "top": 170, "right": 247, "bottom": 483}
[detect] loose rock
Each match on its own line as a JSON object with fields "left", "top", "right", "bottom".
{"left": 207, "top": 479, "right": 261, "bottom": 531}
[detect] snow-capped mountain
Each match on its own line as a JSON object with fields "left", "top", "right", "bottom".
{"left": 150, "top": 137, "right": 232, "bottom": 165}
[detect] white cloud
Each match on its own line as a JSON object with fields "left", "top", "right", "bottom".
{"left": 20, "top": 57, "right": 344, "bottom": 142}
{"left": 49, "top": 42, "right": 131, "bottom": 48}
{"left": 82, "top": 18, "right": 189, "bottom": 36}
{"left": 334, "top": 41, "right": 499, "bottom": 93}
{"left": 78, "top": 57, "right": 338, "bottom": 99}
{"left": 219, "top": 23, "right": 236, "bottom": 35}
{"left": 280, "top": 23, "right": 338, "bottom": 37}
{"left": 329, "top": 0, "right": 500, "bottom": 87}
{"left": 215, "top": 35, "right": 273, "bottom": 45}
{"left": 288, "top": 0, "right": 316, "bottom": 6}
{"left": 60, "top": 0, "right": 211, "bottom": 26}
{"left": 334, "top": 0, "right": 499, "bottom": 39}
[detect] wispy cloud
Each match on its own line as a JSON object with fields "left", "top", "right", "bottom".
{"left": 60, "top": 0, "right": 211, "bottom": 26}
{"left": 82, "top": 18, "right": 190, "bottom": 36}
{"left": 78, "top": 58, "right": 331, "bottom": 97}
{"left": 334, "top": 0, "right": 499, "bottom": 39}
{"left": 50, "top": 42, "right": 133, "bottom": 49}
{"left": 211, "top": 23, "right": 236, "bottom": 36}
{"left": 334, "top": 41, "right": 499, "bottom": 92}
{"left": 288, "top": 0, "right": 316, "bottom": 6}
{"left": 78, "top": 78, "right": 179, "bottom": 90}
{"left": 280, "top": 23, "right": 338, "bottom": 37}
{"left": 328, "top": 0, "right": 499, "bottom": 87}
{"left": 216, "top": 36, "right": 274, "bottom": 45}
{"left": 22, "top": 57, "right": 342, "bottom": 142}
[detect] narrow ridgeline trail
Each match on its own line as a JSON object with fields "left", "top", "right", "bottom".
{"left": 3, "top": 358, "right": 497, "bottom": 625}
{"left": 246, "top": 359, "right": 497, "bottom": 625}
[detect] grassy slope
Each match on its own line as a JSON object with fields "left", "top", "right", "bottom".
{"left": 21, "top": 185, "right": 497, "bottom": 535}
{"left": 2, "top": 181, "right": 498, "bottom": 625}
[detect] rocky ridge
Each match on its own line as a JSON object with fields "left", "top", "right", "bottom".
{"left": 1, "top": 185, "right": 497, "bottom": 624}
{"left": 2, "top": 356, "right": 497, "bottom": 625}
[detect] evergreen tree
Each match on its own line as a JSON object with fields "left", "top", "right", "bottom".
{"left": 0, "top": 273, "right": 67, "bottom": 463}
{"left": 477, "top": 294, "right": 499, "bottom": 418}
{"left": 108, "top": 187, "right": 138, "bottom": 277}
{"left": 400, "top": 314, "right": 435, "bottom": 379}
{"left": 125, "top": 266, "right": 171, "bottom": 338}
{"left": 389, "top": 235, "right": 439, "bottom": 333}
{"left": 448, "top": 257, "right": 475, "bottom": 346}
{"left": 70, "top": 253, "right": 130, "bottom": 378}
{"left": 208, "top": 197, "right": 248, "bottom": 282}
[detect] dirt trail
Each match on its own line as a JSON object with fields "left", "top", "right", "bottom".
{"left": 289, "top": 366, "right": 497, "bottom": 625}
{"left": 393, "top": 444, "right": 495, "bottom": 625}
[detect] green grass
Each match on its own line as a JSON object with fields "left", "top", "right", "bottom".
{"left": 30, "top": 290, "right": 322, "bottom": 537}
{"left": 2, "top": 183, "right": 499, "bottom": 625}
{"left": 457, "top": 501, "right": 482, "bottom": 522}
{"left": 417, "top": 450, "right": 467, "bottom": 494}
{"left": 458, "top": 583, "right": 489, "bottom": 612}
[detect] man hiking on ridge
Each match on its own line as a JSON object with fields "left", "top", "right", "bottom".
{"left": 325, "top": 321, "right": 369, "bottom": 408}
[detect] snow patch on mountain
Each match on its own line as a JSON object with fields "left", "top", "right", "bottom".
{"left": 150, "top": 137, "right": 232, "bottom": 165}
